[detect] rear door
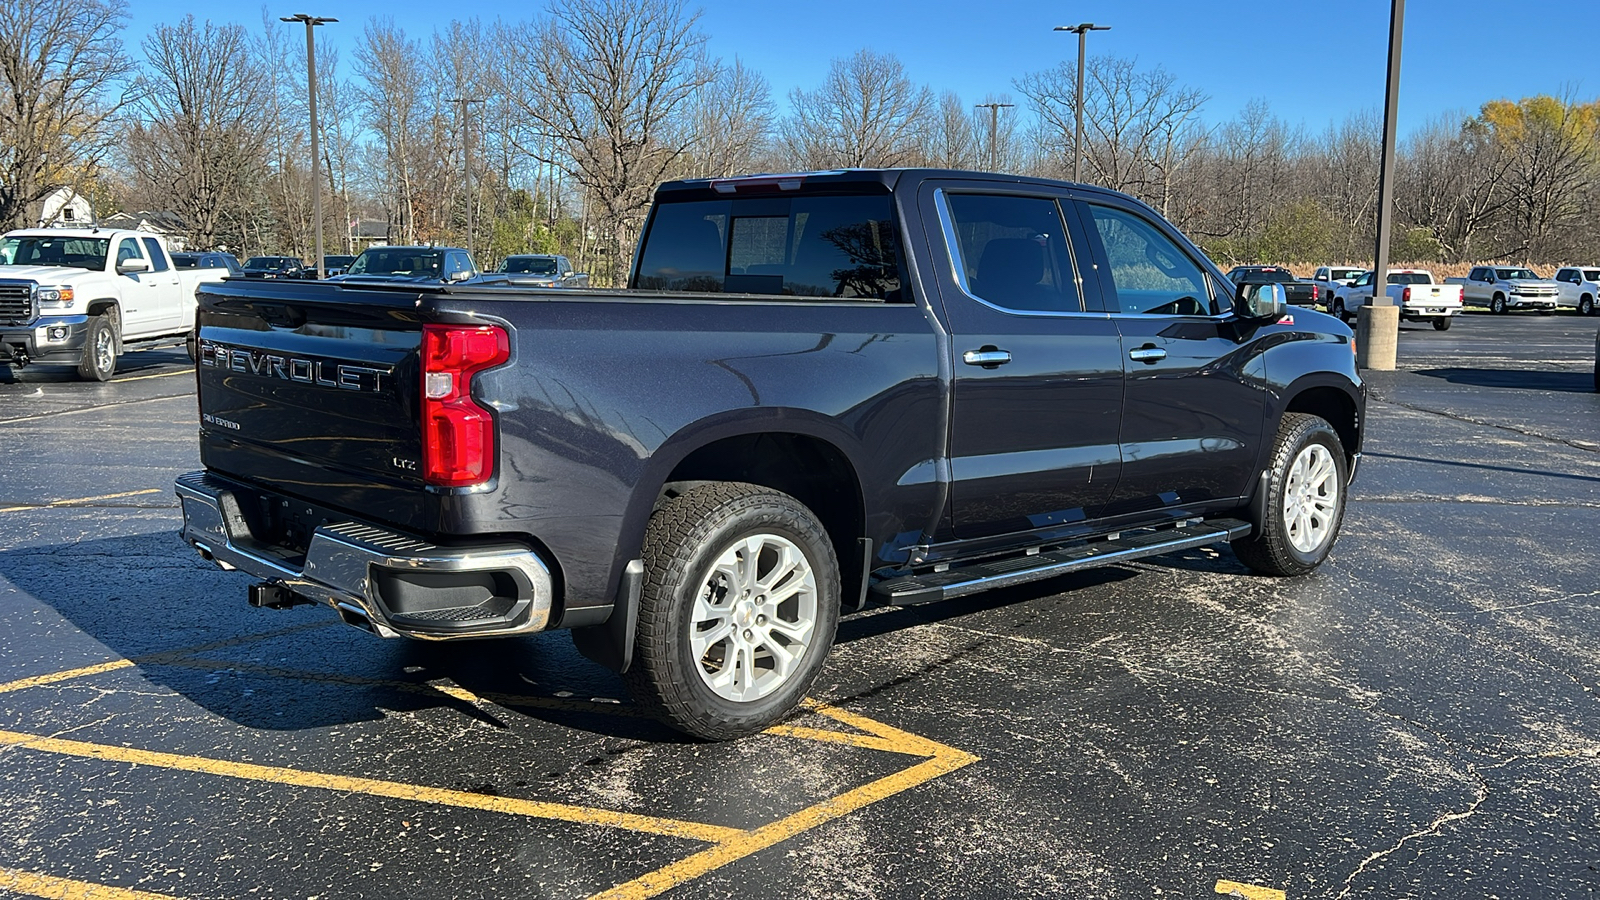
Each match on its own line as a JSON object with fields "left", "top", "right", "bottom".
{"left": 140, "top": 236, "right": 185, "bottom": 332}
{"left": 1071, "top": 198, "right": 1265, "bottom": 517}
{"left": 919, "top": 181, "right": 1123, "bottom": 540}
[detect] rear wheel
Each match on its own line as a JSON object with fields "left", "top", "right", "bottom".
{"left": 1539, "top": 308, "right": 1555, "bottom": 316}
{"left": 1233, "top": 413, "right": 1348, "bottom": 577}
{"left": 1433, "top": 317, "right": 1451, "bottom": 331}
{"left": 624, "top": 482, "right": 840, "bottom": 740}
{"left": 77, "top": 313, "right": 117, "bottom": 381}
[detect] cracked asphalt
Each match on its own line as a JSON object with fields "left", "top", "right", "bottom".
{"left": 1, "top": 312, "right": 1599, "bottom": 899}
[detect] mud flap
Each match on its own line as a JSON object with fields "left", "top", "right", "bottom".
{"left": 572, "top": 559, "right": 644, "bottom": 673}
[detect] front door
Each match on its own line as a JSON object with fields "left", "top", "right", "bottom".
{"left": 920, "top": 184, "right": 1124, "bottom": 540}
{"left": 1071, "top": 199, "right": 1266, "bottom": 518}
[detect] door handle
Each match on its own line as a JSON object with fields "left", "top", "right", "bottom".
{"left": 1128, "top": 345, "right": 1167, "bottom": 363}
{"left": 962, "top": 348, "right": 1011, "bottom": 368}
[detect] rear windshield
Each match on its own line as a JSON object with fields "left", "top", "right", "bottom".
{"left": 1387, "top": 272, "right": 1432, "bottom": 284}
{"left": 1244, "top": 269, "right": 1296, "bottom": 283}
{"left": 349, "top": 249, "right": 443, "bottom": 277}
{"left": 634, "top": 195, "right": 905, "bottom": 300}
{"left": 503, "top": 256, "right": 559, "bottom": 275}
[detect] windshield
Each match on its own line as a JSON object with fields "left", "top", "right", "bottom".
{"left": 1495, "top": 267, "right": 1537, "bottom": 280}
{"left": 245, "top": 257, "right": 293, "bottom": 268}
{"left": 1386, "top": 272, "right": 1432, "bottom": 285}
{"left": 1584, "top": 270, "right": 1600, "bottom": 281}
{"left": 0, "top": 235, "right": 110, "bottom": 270}
{"left": 502, "top": 256, "right": 559, "bottom": 275}
{"left": 1331, "top": 268, "right": 1363, "bottom": 280}
{"left": 348, "top": 248, "right": 443, "bottom": 277}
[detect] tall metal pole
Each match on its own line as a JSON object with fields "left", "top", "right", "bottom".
{"left": 282, "top": 14, "right": 336, "bottom": 279}
{"left": 1358, "top": 0, "right": 1404, "bottom": 371}
{"left": 1055, "top": 24, "right": 1110, "bottom": 183}
{"left": 973, "top": 103, "right": 1014, "bottom": 171}
{"left": 447, "top": 97, "right": 484, "bottom": 258}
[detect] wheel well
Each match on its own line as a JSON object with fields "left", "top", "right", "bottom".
{"left": 1284, "top": 387, "right": 1359, "bottom": 461}
{"left": 660, "top": 433, "right": 865, "bottom": 601}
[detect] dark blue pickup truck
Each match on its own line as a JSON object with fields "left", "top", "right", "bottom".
{"left": 176, "top": 169, "right": 1365, "bottom": 739}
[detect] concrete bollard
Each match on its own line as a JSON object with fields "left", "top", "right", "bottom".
{"left": 1356, "top": 304, "right": 1398, "bottom": 371}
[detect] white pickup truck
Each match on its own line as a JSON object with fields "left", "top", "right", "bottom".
{"left": 1330, "top": 268, "right": 1464, "bottom": 329}
{"left": 1444, "top": 265, "right": 1560, "bottom": 315}
{"left": 1553, "top": 266, "right": 1600, "bottom": 316}
{"left": 0, "top": 228, "right": 229, "bottom": 380}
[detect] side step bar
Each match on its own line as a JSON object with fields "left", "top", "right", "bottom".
{"left": 870, "top": 518, "right": 1252, "bottom": 606}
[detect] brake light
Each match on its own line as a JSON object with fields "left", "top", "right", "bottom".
{"left": 1402, "top": 287, "right": 1411, "bottom": 302}
{"left": 421, "top": 323, "right": 510, "bottom": 487}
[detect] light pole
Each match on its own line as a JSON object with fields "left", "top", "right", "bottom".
{"left": 446, "top": 96, "right": 484, "bottom": 258}
{"left": 1358, "top": 0, "right": 1405, "bottom": 371}
{"left": 973, "top": 102, "right": 1014, "bottom": 172}
{"left": 1054, "top": 23, "right": 1110, "bottom": 183}
{"left": 281, "top": 13, "right": 336, "bottom": 279}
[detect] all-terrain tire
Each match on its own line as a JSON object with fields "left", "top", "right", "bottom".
{"left": 623, "top": 482, "right": 840, "bottom": 741}
{"left": 1232, "top": 413, "right": 1348, "bottom": 577}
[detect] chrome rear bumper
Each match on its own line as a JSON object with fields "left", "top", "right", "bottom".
{"left": 175, "top": 471, "right": 553, "bottom": 640}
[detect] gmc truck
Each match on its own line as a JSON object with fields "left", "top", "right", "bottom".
{"left": 175, "top": 169, "right": 1366, "bottom": 740}
{"left": 0, "top": 228, "right": 230, "bottom": 380}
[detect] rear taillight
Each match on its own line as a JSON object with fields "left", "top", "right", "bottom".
{"left": 1402, "top": 287, "right": 1411, "bottom": 302}
{"left": 421, "top": 323, "right": 510, "bottom": 487}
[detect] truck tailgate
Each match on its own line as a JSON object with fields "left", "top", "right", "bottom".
{"left": 194, "top": 282, "right": 429, "bottom": 528}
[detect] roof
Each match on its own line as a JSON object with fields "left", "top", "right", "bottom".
{"left": 655, "top": 168, "right": 1100, "bottom": 201}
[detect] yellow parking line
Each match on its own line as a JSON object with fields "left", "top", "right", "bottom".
{"left": 110, "top": 369, "right": 192, "bottom": 383}
{"left": 0, "top": 866, "right": 179, "bottom": 900}
{"left": 0, "top": 488, "right": 161, "bottom": 513}
{"left": 1215, "top": 880, "right": 1287, "bottom": 900}
{"left": 0, "top": 729, "right": 743, "bottom": 844}
{"left": 589, "top": 746, "right": 979, "bottom": 900}
{"left": 0, "top": 660, "right": 135, "bottom": 695}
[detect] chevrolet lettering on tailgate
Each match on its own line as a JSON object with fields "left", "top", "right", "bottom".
{"left": 197, "top": 339, "right": 391, "bottom": 393}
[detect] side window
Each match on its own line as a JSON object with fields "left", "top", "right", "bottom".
{"left": 115, "top": 238, "right": 142, "bottom": 267}
{"left": 445, "top": 252, "right": 470, "bottom": 277}
{"left": 1084, "top": 204, "right": 1214, "bottom": 316}
{"left": 941, "top": 193, "right": 1081, "bottom": 314}
{"left": 141, "top": 238, "right": 170, "bottom": 271}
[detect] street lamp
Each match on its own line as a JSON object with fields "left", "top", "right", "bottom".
{"left": 1054, "top": 23, "right": 1110, "bottom": 183}
{"left": 973, "top": 102, "right": 1014, "bottom": 172}
{"left": 1359, "top": 0, "right": 1405, "bottom": 371}
{"left": 280, "top": 13, "right": 337, "bottom": 279}
{"left": 446, "top": 96, "right": 484, "bottom": 258}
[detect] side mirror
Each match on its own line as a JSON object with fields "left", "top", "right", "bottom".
{"left": 448, "top": 269, "right": 474, "bottom": 283}
{"left": 117, "top": 257, "right": 150, "bottom": 274}
{"left": 1236, "top": 281, "right": 1286, "bottom": 320}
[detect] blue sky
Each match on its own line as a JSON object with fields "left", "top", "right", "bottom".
{"left": 122, "top": 0, "right": 1593, "bottom": 136}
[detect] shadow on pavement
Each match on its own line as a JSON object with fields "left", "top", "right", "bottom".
{"left": 1414, "top": 367, "right": 1595, "bottom": 393}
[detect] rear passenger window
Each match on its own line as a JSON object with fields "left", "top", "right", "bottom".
{"left": 141, "top": 238, "right": 170, "bottom": 271}
{"left": 941, "top": 193, "right": 1081, "bottom": 314}
{"left": 634, "top": 196, "right": 905, "bottom": 300}
{"left": 1084, "top": 204, "right": 1216, "bottom": 316}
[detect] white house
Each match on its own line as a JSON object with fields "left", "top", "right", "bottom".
{"left": 36, "top": 187, "right": 92, "bottom": 227}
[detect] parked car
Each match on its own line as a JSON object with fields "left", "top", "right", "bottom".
{"left": 241, "top": 256, "right": 308, "bottom": 279}
{"left": 177, "top": 168, "right": 1364, "bottom": 740}
{"left": 171, "top": 251, "right": 243, "bottom": 276}
{"left": 1553, "top": 266, "right": 1600, "bottom": 315}
{"left": 1329, "top": 269, "right": 1463, "bottom": 329}
{"left": 1225, "top": 265, "right": 1321, "bottom": 307}
{"left": 0, "top": 228, "right": 229, "bottom": 379}
{"left": 1445, "top": 266, "right": 1560, "bottom": 314}
{"left": 332, "top": 246, "right": 479, "bottom": 284}
{"left": 321, "top": 255, "right": 357, "bottom": 278}
{"left": 497, "top": 254, "right": 589, "bottom": 287}
{"left": 1310, "top": 266, "right": 1366, "bottom": 293}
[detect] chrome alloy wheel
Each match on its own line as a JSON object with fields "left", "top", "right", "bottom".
{"left": 94, "top": 328, "right": 114, "bottom": 373}
{"left": 1283, "top": 444, "right": 1340, "bottom": 554}
{"left": 690, "top": 533, "right": 818, "bottom": 703}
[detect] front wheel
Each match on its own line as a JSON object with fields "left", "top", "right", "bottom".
{"left": 1232, "top": 413, "right": 1348, "bottom": 577}
{"left": 624, "top": 482, "right": 840, "bottom": 740}
{"left": 1490, "top": 294, "right": 1507, "bottom": 314}
{"left": 77, "top": 314, "right": 117, "bottom": 381}
{"left": 1580, "top": 296, "right": 1594, "bottom": 316}
{"left": 1433, "top": 317, "right": 1452, "bottom": 331}
{"left": 1331, "top": 297, "right": 1346, "bottom": 322}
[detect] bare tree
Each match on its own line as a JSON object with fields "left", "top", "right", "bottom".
{"left": 922, "top": 91, "right": 977, "bottom": 170}
{"left": 779, "top": 50, "right": 933, "bottom": 170}
{"left": 0, "top": 0, "right": 134, "bottom": 227}
{"left": 507, "top": 0, "right": 711, "bottom": 285}
{"left": 355, "top": 18, "right": 429, "bottom": 244}
{"left": 125, "top": 16, "right": 266, "bottom": 250}
{"left": 680, "top": 55, "right": 774, "bottom": 179}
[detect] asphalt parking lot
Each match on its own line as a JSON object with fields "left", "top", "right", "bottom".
{"left": 2, "top": 310, "right": 1599, "bottom": 900}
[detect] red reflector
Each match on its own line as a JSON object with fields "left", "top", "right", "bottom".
{"left": 421, "top": 324, "right": 510, "bottom": 487}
